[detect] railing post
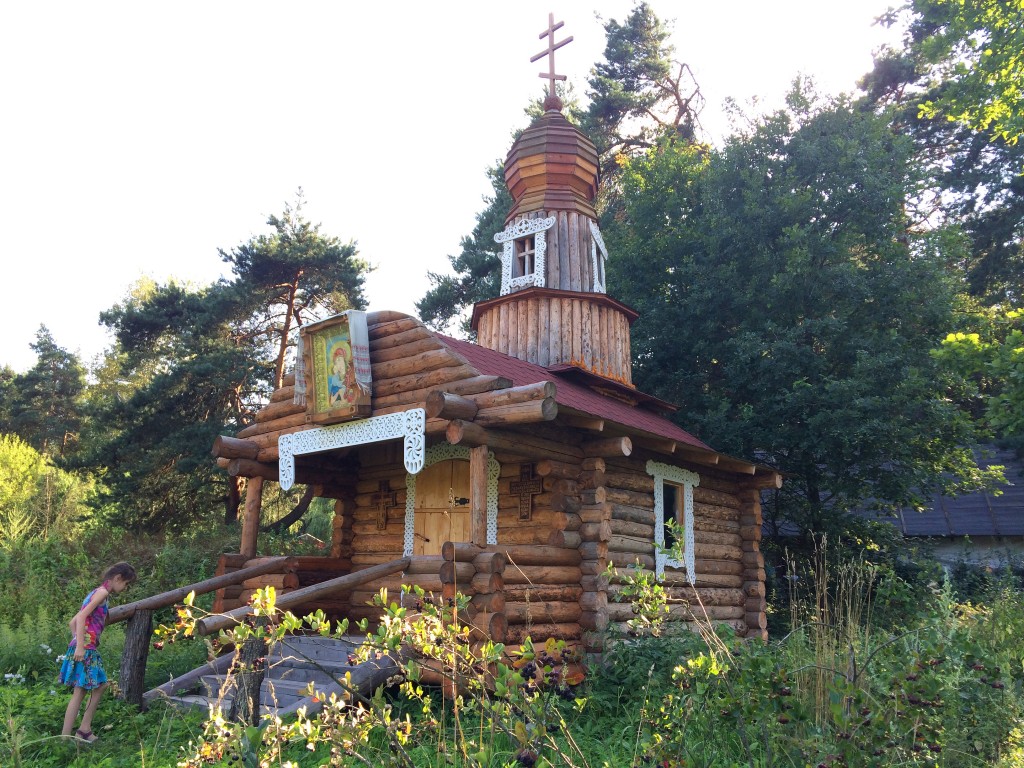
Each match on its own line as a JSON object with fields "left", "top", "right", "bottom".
{"left": 119, "top": 608, "right": 153, "bottom": 709}
{"left": 229, "top": 616, "right": 269, "bottom": 726}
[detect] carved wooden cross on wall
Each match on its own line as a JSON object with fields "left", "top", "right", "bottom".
{"left": 370, "top": 480, "right": 398, "bottom": 530}
{"left": 530, "top": 12, "right": 573, "bottom": 100}
{"left": 510, "top": 464, "right": 543, "bottom": 522}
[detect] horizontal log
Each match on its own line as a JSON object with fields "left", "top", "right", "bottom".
{"left": 371, "top": 348, "right": 458, "bottom": 380}
{"left": 196, "top": 558, "right": 410, "bottom": 635}
{"left": 473, "top": 552, "right": 506, "bottom": 575}
{"left": 241, "top": 573, "right": 298, "bottom": 590}
{"left": 609, "top": 535, "right": 652, "bottom": 555}
{"left": 607, "top": 602, "right": 745, "bottom": 623}
{"left": 583, "top": 436, "right": 632, "bottom": 458}
{"left": 743, "top": 581, "right": 766, "bottom": 599}
{"left": 745, "top": 612, "right": 767, "bottom": 631}
{"left": 611, "top": 503, "right": 656, "bottom": 525}
{"left": 603, "top": 471, "right": 654, "bottom": 493}
{"left": 505, "top": 601, "right": 581, "bottom": 624}
{"left": 372, "top": 336, "right": 441, "bottom": 364}
{"left": 425, "top": 391, "right": 478, "bottom": 421}
{"left": 608, "top": 584, "right": 744, "bottom": 607}
{"left": 442, "top": 542, "right": 483, "bottom": 562}
{"left": 405, "top": 556, "right": 444, "bottom": 575}
{"left": 496, "top": 527, "right": 554, "bottom": 546}
{"left": 269, "top": 384, "right": 295, "bottom": 403}
{"left": 504, "top": 622, "right": 581, "bottom": 644}
{"left": 109, "top": 557, "right": 291, "bottom": 624}
{"left": 255, "top": 398, "right": 305, "bottom": 424}
{"left": 579, "top": 542, "right": 608, "bottom": 561}
{"left": 474, "top": 398, "right": 558, "bottom": 427}
{"left": 494, "top": 545, "right": 581, "bottom": 567}
{"left": 471, "top": 572, "right": 504, "bottom": 594}
{"left": 578, "top": 521, "right": 611, "bottom": 542}
{"left": 370, "top": 322, "right": 432, "bottom": 350}
{"left": 439, "top": 560, "right": 476, "bottom": 584}
{"left": 609, "top": 518, "right": 653, "bottom": 538}
{"left": 693, "top": 486, "right": 740, "bottom": 509}
{"left": 546, "top": 530, "right": 582, "bottom": 548}
{"left": 579, "top": 610, "right": 609, "bottom": 633}
{"left": 693, "top": 502, "right": 740, "bottom": 522}
{"left": 693, "top": 530, "right": 742, "bottom": 548}
{"left": 505, "top": 585, "right": 583, "bottom": 603}
{"left": 211, "top": 436, "right": 260, "bottom": 460}
{"left": 473, "top": 381, "right": 556, "bottom": 409}
{"left": 368, "top": 315, "right": 420, "bottom": 338}
{"left": 447, "top": 421, "right": 583, "bottom": 462}
{"left": 237, "top": 412, "right": 308, "bottom": 440}
{"left": 605, "top": 487, "right": 653, "bottom": 508}
{"left": 468, "top": 611, "right": 507, "bottom": 643}
{"left": 470, "top": 592, "right": 505, "bottom": 612}
{"left": 372, "top": 374, "right": 512, "bottom": 410}
{"left": 373, "top": 364, "right": 475, "bottom": 399}
{"left": 579, "top": 592, "right": 607, "bottom": 612}
{"left": 534, "top": 459, "right": 581, "bottom": 480}
{"left": 502, "top": 565, "right": 581, "bottom": 586}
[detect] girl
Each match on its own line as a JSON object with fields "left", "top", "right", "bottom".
{"left": 59, "top": 561, "right": 137, "bottom": 742}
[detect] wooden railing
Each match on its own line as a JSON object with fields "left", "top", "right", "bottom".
{"left": 109, "top": 556, "right": 290, "bottom": 708}
{"left": 195, "top": 557, "right": 411, "bottom": 636}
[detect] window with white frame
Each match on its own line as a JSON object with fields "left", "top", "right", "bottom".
{"left": 494, "top": 216, "right": 555, "bottom": 295}
{"left": 646, "top": 460, "right": 698, "bottom": 583}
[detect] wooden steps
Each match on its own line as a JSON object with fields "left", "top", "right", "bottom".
{"left": 147, "top": 634, "right": 401, "bottom": 719}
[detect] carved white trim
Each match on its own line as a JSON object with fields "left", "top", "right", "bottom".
{"left": 403, "top": 444, "right": 500, "bottom": 557}
{"left": 589, "top": 220, "right": 608, "bottom": 294}
{"left": 495, "top": 216, "right": 556, "bottom": 295}
{"left": 646, "top": 460, "right": 699, "bottom": 583}
{"left": 278, "top": 409, "right": 426, "bottom": 491}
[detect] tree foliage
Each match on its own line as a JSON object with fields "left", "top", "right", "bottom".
{"left": 605, "top": 88, "right": 992, "bottom": 536}
{"left": 88, "top": 200, "right": 370, "bottom": 530}
{"left": 934, "top": 306, "right": 1024, "bottom": 440}
{"left": 898, "top": 0, "right": 1024, "bottom": 144}
{"left": 0, "top": 326, "right": 86, "bottom": 459}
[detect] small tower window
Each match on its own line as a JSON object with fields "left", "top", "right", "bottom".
{"left": 495, "top": 216, "right": 555, "bottom": 295}
{"left": 514, "top": 236, "right": 536, "bottom": 277}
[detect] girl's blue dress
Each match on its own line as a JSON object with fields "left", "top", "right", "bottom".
{"left": 58, "top": 584, "right": 110, "bottom": 690}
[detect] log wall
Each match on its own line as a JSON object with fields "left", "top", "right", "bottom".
{"left": 476, "top": 292, "right": 633, "bottom": 385}
{"left": 601, "top": 456, "right": 755, "bottom": 639}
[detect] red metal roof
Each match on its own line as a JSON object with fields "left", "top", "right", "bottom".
{"left": 439, "top": 335, "right": 711, "bottom": 451}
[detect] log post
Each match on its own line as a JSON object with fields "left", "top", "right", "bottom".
{"left": 240, "top": 476, "right": 264, "bottom": 559}
{"left": 229, "top": 616, "right": 269, "bottom": 726}
{"left": 470, "top": 445, "right": 489, "bottom": 546}
{"left": 118, "top": 609, "right": 153, "bottom": 709}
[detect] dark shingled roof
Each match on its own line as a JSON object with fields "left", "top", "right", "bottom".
{"left": 438, "top": 334, "right": 711, "bottom": 451}
{"left": 862, "top": 448, "right": 1024, "bottom": 538}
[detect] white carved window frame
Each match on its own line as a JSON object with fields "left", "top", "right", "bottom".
{"left": 403, "top": 443, "right": 500, "bottom": 556}
{"left": 495, "top": 216, "right": 556, "bottom": 295}
{"left": 589, "top": 220, "right": 608, "bottom": 294}
{"left": 278, "top": 409, "right": 425, "bottom": 491}
{"left": 646, "top": 460, "right": 699, "bottom": 583}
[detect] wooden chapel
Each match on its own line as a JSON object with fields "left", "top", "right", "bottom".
{"left": 209, "top": 17, "right": 781, "bottom": 648}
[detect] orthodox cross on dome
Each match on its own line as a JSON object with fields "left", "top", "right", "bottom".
{"left": 530, "top": 12, "right": 573, "bottom": 108}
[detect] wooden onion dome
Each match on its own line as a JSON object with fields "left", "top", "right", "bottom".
{"left": 504, "top": 110, "right": 599, "bottom": 223}
{"left": 473, "top": 99, "right": 636, "bottom": 386}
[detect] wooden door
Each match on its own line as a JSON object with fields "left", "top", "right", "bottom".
{"left": 413, "top": 459, "right": 470, "bottom": 556}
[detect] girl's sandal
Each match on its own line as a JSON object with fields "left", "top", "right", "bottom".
{"left": 75, "top": 729, "right": 98, "bottom": 744}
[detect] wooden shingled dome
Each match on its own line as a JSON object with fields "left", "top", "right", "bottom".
{"left": 504, "top": 110, "right": 599, "bottom": 223}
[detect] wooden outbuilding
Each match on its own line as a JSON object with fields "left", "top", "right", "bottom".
{"left": 210, "top": 35, "right": 780, "bottom": 648}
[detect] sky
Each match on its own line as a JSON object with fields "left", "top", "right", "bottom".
{"left": 0, "top": 1, "right": 904, "bottom": 373}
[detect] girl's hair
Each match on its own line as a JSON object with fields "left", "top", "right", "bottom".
{"left": 102, "top": 562, "right": 137, "bottom": 584}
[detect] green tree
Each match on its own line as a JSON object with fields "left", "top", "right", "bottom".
{"left": 219, "top": 192, "right": 370, "bottom": 388}
{"left": 583, "top": 1, "right": 704, "bottom": 157}
{"left": 606, "top": 87, "right": 992, "bottom": 537}
{"left": 898, "top": 0, "right": 1024, "bottom": 144}
{"left": 90, "top": 200, "right": 370, "bottom": 530}
{"left": 933, "top": 306, "right": 1024, "bottom": 441}
{"left": 0, "top": 434, "right": 93, "bottom": 547}
{"left": 1, "top": 326, "right": 86, "bottom": 458}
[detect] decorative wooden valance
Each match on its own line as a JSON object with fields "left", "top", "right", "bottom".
{"left": 278, "top": 409, "right": 426, "bottom": 491}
